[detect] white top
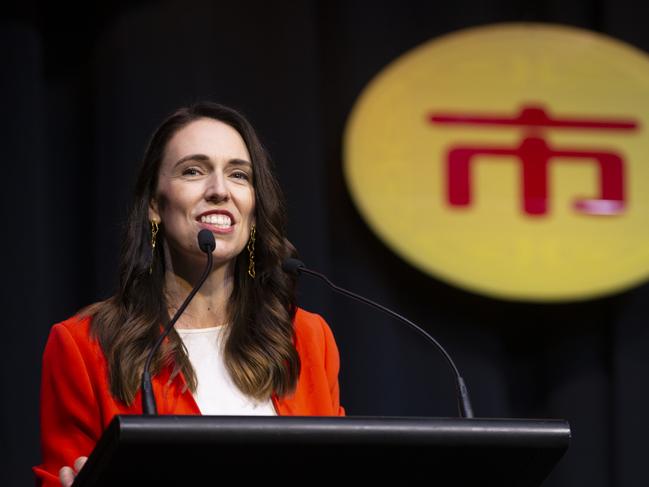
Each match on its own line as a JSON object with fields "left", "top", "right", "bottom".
{"left": 176, "top": 326, "right": 277, "bottom": 416}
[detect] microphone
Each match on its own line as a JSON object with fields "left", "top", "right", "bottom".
{"left": 283, "top": 258, "right": 474, "bottom": 418}
{"left": 141, "top": 229, "right": 215, "bottom": 415}
{"left": 198, "top": 229, "right": 216, "bottom": 253}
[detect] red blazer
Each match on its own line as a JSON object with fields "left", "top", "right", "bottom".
{"left": 33, "top": 307, "right": 344, "bottom": 486}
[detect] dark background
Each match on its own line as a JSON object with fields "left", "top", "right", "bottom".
{"left": 2, "top": 1, "right": 648, "bottom": 486}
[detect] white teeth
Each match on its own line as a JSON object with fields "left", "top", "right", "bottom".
{"left": 200, "top": 214, "right": 232, "bottom": 227}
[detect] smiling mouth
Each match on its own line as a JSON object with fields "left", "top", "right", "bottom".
{"left": 199, "top": 214, "right": 232, "bottom": 228}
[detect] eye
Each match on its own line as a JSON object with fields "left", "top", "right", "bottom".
{"left": 182, "top": 167, "right": 203, "bottom": 176}
{"left": 231, "top": 170, "right": 251, "bottom": 181}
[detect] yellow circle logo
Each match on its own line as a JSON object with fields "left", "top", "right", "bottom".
{"left": 344, "top": 23, "right": 649, "bottom": 301}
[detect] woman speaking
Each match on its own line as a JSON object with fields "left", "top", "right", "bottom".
{"left": 33, "top": 102, "right": 344, "bottom": 486}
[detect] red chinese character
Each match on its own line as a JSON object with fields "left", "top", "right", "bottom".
{"left": 429, "top": 105, "right": 638, "bottom": 216}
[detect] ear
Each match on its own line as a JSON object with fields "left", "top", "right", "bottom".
{"left": 148, "top": 198, "right": 160, "bottom": 223}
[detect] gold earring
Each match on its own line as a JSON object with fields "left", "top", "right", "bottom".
{"left": 247, "top": 224, "right": 256, "bottom": 279}
{"left": 149, "top": 220, "right": 159, "bottom": 275}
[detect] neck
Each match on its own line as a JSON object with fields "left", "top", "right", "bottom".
{"left": 163, "top": 247, "right": 234, "bottom": 329}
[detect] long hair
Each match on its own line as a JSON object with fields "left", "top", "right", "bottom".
{"left": 86, "top": 102, "right": 300, "bottom": 405}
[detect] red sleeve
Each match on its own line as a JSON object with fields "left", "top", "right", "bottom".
{"left": 317, "top": 314, "right": 345, "bottom": 416}
{"left": 33, "top": 323, "right": 103, "bottom": 486}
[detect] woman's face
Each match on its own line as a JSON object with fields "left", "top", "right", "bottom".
{"left": 149, "top": 117, "right": 255, "bottom": 268}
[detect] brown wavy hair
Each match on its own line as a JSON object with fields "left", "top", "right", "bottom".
{"left": 85, "top": 102, "right": 300, "bottom": 405}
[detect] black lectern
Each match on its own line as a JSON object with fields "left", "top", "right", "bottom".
{"left": 72, "top": 416, "right": 569, "bottom": 486}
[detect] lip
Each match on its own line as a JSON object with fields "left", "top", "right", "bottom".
{"left": 196, "top": 209, "right": 236, "bottom": 234}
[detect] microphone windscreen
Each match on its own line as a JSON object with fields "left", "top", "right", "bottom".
{"left": 198, "top": 229, "right": 216, "bottom": 253}
{"left": 282, "top": 258, "right": 305, "bottom": 275}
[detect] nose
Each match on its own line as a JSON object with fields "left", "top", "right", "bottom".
{"left": 204, "top": 172, "right": 229, "bottom": 203}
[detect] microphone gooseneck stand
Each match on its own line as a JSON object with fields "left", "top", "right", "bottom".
{"left": 141, "top": 230, "right": 216, "bottom": 415}
{"left": 283, "top": 258, "right": 474, "bottom": 418}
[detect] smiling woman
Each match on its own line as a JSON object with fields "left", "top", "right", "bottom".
{"left": 33, "top": 102, "right": 344, "bottom": 487}
{"left": 152, "top": 119, "right": 256, "bottom": 272}
{"left": 152, "top": 119, "right": 257, "bottom": 293}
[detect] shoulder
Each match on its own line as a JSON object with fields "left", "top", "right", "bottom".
{"left": 49, "top": 313, "right": 93, "bottom": 341}
{"left": 44, "top": 313, "right": 97, "bottom": 358}
{"left": 293, "top": 307, "right": 334, "bottom": 341}
{"left": 292, "top": 307, "right": 339, "bottom": 357}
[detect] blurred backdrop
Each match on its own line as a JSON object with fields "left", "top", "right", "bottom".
{"left": 2, "top": 1, "right": 648, "bottom": 486}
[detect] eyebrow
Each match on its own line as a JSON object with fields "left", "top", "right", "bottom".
{"left": 172, "top": 154, "right": 252, "bottom": 169}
